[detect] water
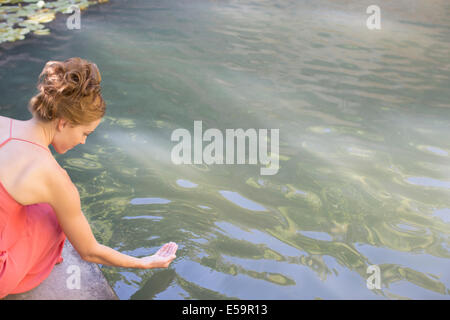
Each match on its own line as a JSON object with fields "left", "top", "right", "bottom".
{"left": 1, "top": 0, "right": 449, "bottom": 299}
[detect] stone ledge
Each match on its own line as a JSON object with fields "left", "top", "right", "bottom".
{"left": 3, "top": 241, "right": 118, "bottom": 300}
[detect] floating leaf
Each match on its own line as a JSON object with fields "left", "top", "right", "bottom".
{"left": 0, "top": 0, "right": 109, "bottom": 44}
{"left": 33, "top": 27, "right": 49, "bottom": 35}
{"left": 28, "top": 12, "right": 54, "bottom": 23}
{"left": 18, "top": 26, "right": 30, "bottom": 34}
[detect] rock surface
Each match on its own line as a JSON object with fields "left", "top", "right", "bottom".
{"left": 3, "top": 241, "right": 118, "bottom": 300}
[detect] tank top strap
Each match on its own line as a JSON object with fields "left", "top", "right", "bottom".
{"left": 0, "top": 118, "right": 51, "bottom": 153}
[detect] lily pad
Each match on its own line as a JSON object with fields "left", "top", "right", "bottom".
{"left": 0, "top": 0, "right": 108, "bottom": 44}
{"left": 33, "top": 27, "right": 49, "bottom": 35}
{"left": 28, "top": 12, "right": 55, "bottom": 23}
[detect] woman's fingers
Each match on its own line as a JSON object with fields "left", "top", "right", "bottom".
{"left": 160, "top": 243, "right": 171, "bottom": 256}
{"left": 167, "top": 242, "right": 178, "bottom": 257}
{"left": 166, "top": 242, "right": 178, "bottom": 256}
{"left": 155, "top": 243, "right": 169, "bottom": 256}
{"left": 169, "top": 243, "right": 178, "bottom": 255}
{"left": 158, "top": 242, "right": 177, "bottom": 257}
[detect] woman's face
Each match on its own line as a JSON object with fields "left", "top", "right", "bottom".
{"left": 52, "top": 117, "right": 102, "bottom": 154}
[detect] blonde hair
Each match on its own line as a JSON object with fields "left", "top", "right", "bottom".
{"left": 28, "top": 57, "right": 106, "bottom": 125}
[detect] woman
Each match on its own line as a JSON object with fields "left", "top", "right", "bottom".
{"left": 0, "top": 57, "right": 177, "bottom": 298}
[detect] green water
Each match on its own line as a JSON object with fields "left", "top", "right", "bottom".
{"left": 1, "top": 0, "right": 449, "bottom": 299}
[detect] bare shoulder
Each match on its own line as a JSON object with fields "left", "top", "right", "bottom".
{"left": 42, "top": 158, "right": 70, "bottom": 182}
{"left": 40, "top": 157, "right": 79, "bottom": 204}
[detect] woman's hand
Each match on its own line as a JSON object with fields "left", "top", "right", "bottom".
{"left": 139, "top": 242, "right": 178, "bottom": 269}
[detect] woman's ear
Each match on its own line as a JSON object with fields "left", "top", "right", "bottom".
{"left": 57, "top": 118, "right": 68, "bottom": 131}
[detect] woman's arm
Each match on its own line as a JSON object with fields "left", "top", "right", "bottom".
{"left": 43, "top": 165, "right": 177, "bottom": 269}
{"left": 87, "top": 241, "right": 178, "bottom": 268}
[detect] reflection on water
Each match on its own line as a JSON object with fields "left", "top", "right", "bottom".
{"left": 423, "top": 146, "right": 449, "bottom": 157}
{"left": 219, "top": 190, "right": 268, "bottom": 212}
{"left": 406, "top": 177, "right": 450, "bottom": 189}
{"left": 176, "top": 179, "right": 198, "bottom": 188}
{"left": 299, "top": 231, "right": 333, "bottom": 242}
{"left": 1, "top": 0, "right": 449, "bottom": 299}
{"left": 433, "top": 209, "right": 450, "bottom": 224}
{"left": 123, "top": 215, "right": 164, "bottom": 221}
{"left": 130, "top": 198, "right": 172, "bottom": 205}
